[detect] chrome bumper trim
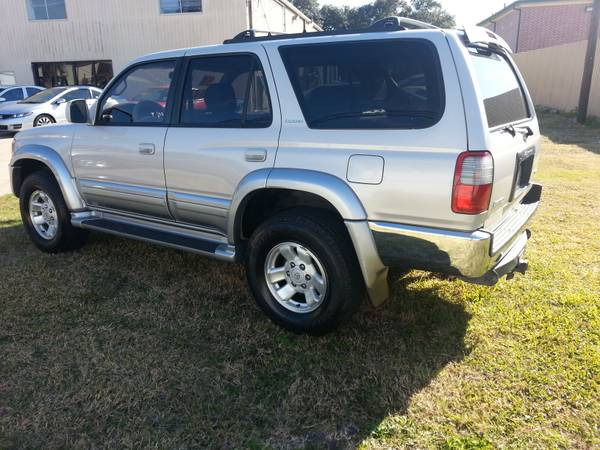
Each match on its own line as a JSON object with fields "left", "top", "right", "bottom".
{"left": 369, "top": 184, "right": 542, "bottom": 281}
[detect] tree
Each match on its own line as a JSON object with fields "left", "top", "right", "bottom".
{"left": 289, "top": 0, "right": 321, "bottom": 22}
{"left": 311, "top": 0, "right": 455, "bottom": 31}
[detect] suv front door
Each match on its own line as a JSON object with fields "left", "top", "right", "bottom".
{"left": 163, "top": 48, "right": 280, "bottom": 234}
{"left": 71, "top": 59, "right": 180, "bottom": 219}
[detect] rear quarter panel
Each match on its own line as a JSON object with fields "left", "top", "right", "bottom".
{"left": 265, "top": 31, "right": 484, "bottom": 231}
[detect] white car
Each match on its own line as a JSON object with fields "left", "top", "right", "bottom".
{"left": 0, "top": 85, "right": 45, "bottom": 108}
{"left": 0, "top": 86, "right": 101, "bottom": 132}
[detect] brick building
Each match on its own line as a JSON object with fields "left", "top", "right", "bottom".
{"left": 479, "top": 0, "right": 600, "bottom": 117}
{"left": 479, "top": 0, "right": 595, "bottom": 53}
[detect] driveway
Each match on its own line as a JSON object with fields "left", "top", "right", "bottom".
{"left": 0, "top": 134, "right": 13, "bottom": 196}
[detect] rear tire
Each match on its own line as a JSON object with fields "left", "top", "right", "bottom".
{"left": 19, "top": 171, "right": 88, "bottom": 253}
{"left": 246, "top": 209, "right": 364, "bottom": 335}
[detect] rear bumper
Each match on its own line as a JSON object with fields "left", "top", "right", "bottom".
{"left": 369, "top": 183, "right": 542, "bottom": 284}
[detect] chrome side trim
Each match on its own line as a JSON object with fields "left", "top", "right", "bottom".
{"left": 169, "top": 191, "right": 231, "bottom": 210}
{"left": 78, "top": 179, "right": 165, "bottom": 199}
{"left": 78, "top": 179, "right": 170, "bottom": 218}
{"left": 10, "top": 145, "right": 85, "bottom": 210}
{"left": 370, "top": 221, "right": 493, "bottom": 278}
{"left": 345, "top": 221, "right": 389, "bottom": 307}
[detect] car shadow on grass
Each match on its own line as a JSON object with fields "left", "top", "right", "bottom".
{"left": 0, "top": 225, "right": 471, "bottom": 448}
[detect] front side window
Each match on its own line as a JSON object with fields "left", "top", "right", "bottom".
{"left": 180, "top": 54, "right": 272, "bottom": 128}
{"left": 160, "top": 0, "right": 202, "bottom": 14}
{"left": 62, "top": 88, "right": 92, "bottom": 101}
{"left": 280, "top": 39, "right": 445, "bottom": 130}
{"left": 469, "top": 48, "right": 529, "bottom": 128}
{"left": 1, "top": 88, "right": 24, "bottom": 101}
{"left": 98, "top": 60, "right": 176, "bottom": 125}
{"left": 27, "top": 0, "right": 67, "bottom": 20}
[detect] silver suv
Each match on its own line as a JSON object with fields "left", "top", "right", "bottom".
{"left": 9, "top": 18, "right": 542, "bottom": 334}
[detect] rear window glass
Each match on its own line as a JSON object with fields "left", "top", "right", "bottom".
{"left": 469, "top": 49, "right": 529, "bottom": 128}
{"left": 279, "top": 39, "right": 445, "bottom": 130}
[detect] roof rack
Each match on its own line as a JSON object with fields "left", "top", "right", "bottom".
{"left": 223, "top": 16, "right": 438, "bottom": 44}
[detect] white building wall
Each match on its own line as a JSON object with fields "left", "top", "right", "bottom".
{"left": 0, "top": 0, "right": 250, "bottom": 85}
{"left": 251, "top": 0, "right": 321, "bottom": 34}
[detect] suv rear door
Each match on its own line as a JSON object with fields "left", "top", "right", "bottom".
{"left": 162, "top": 45, "right": 280, "bottom": 235}
{"left": 462, "top": 43, "right": 540, "bottom": 229}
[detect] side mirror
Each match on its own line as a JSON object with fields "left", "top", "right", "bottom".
{"left": 54, "top": 98, "right": 67, "bottom": 105}
{"left": 0, "top": 97, "right": 5, "bottom": 102}
{"left": 66, "top": 99, "right": 89, "bottom": 124}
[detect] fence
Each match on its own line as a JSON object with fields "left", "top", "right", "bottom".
{"left": 513, "top": 38, "right": 600, "bottom": 117}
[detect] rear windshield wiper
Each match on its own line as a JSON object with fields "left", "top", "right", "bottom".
{"left": 502, "top": 124, "right": 534, "bottom": 139}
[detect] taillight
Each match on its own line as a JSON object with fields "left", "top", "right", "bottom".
{"left": 452, "top": 151, "right": 494, "bottom": 215}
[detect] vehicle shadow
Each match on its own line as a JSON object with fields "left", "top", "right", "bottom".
{"left": 0, "top": 224, "right": 470, "bottom": 448}
{"left": 538, "top": 111, "right": 600, "bottom": 155}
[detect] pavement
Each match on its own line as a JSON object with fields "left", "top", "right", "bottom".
{"left": 0, "top": 134, "right": 14, "bottom": 196}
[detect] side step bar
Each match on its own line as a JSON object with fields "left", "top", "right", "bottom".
{"left": 72, "top": 214, "right": 236, "bottom": 262}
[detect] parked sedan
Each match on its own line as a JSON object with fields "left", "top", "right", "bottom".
{"left": 0, "top": 85, "right": 45, "bottom": 108}
{"left": 0, "top": 86, "right": 101, "bottom": 132}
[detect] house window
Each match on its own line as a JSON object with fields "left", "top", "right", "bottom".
{"left": 32, "top": 60, "right": 113, "bottom": 88}
{"left": 27, "top": 0, "right": 67, "bottom": 20}
{"left": 160, "top": 0, "right": 202, "bottom": 14}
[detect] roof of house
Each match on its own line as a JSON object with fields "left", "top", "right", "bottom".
{"left": 478, "top": 0, "right": 593, "bottom": 26}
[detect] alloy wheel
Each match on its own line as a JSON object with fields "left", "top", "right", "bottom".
{"left": 264, "top": 242, "right": 328, "bottom": 314}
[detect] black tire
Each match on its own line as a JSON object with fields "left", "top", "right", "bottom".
{"left": 33, "top": 114, "right": 56, "bottom": 127}
{"left": 246, "top": 209, "right": 364, "bottom": 335}
{"left": 19, "top": 170, "right": 88, "bottom": 253}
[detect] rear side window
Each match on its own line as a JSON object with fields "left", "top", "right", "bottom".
{"left": 2, "top": 88, "right": 24, "bottom": 101}
{"left": 179, "top": 54, "right": 272, "bottom": 128}
{"left": 279, "top": 39, "right": 445, "bottom": 130}
{"left": 469, "top": 49, "right": 529, "bottom": 128}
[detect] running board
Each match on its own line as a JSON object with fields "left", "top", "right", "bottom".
{"left": 72, "top": 214, "right": 236, "bottom": 262}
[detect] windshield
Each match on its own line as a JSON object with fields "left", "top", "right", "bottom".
{"left": 21, "top": 87, "right": 68, "bottom": 103}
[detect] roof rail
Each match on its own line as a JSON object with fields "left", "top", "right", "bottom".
{"left": 223, "top": 16, "right": 438, "bottom": 44}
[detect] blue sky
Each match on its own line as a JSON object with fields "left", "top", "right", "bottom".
{"left": 317, "top": 0, "right": 510, "bottom": 25}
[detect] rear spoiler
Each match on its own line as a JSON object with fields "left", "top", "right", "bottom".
{"left": 461, "top": 26, "right": 513, "bottom": 54}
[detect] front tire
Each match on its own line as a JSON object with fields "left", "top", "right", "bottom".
{"left": 34, "top": 114, "right": 55, "bottom": 127}
{"left": 19, "top": 171, "right": 88, "bottom": 253}
{"left": 246, "top": 209, "right": 364, "bottom": 335}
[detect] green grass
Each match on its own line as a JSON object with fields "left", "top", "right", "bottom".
{"left": 1, "top": 112, "right": 599, "bottom": 448}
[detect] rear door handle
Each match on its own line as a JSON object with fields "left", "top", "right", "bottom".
{"left": 139, "top": 143, "right": 155, "bottom": 155}
{"left": 245, "top": 148, "right": 267, "bottom": 162}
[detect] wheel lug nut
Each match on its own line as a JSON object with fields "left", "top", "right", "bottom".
{"left": 301, "top": 284, "right": 307, "bottom": 289}
{"left": 299, "top": 264, "right": 305, "bottom": 270}
{"left": 305, "top": 274, "right": 311, "bottom": 280}
{"left": 290, "top": 262, "right": 295, "bottom": 268}
{"left": 286, "top": 271, "right": 290, "bottom": 276}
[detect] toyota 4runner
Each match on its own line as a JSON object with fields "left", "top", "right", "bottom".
{"left": 10, "top": 17, "right": 542, "bottom": 334}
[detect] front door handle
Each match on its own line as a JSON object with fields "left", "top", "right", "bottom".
{"left": 139, "top": 143, "right": 155, "bottom": 155}
{"left": 245, "top": 148, "right": 267, "bottom": 162}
